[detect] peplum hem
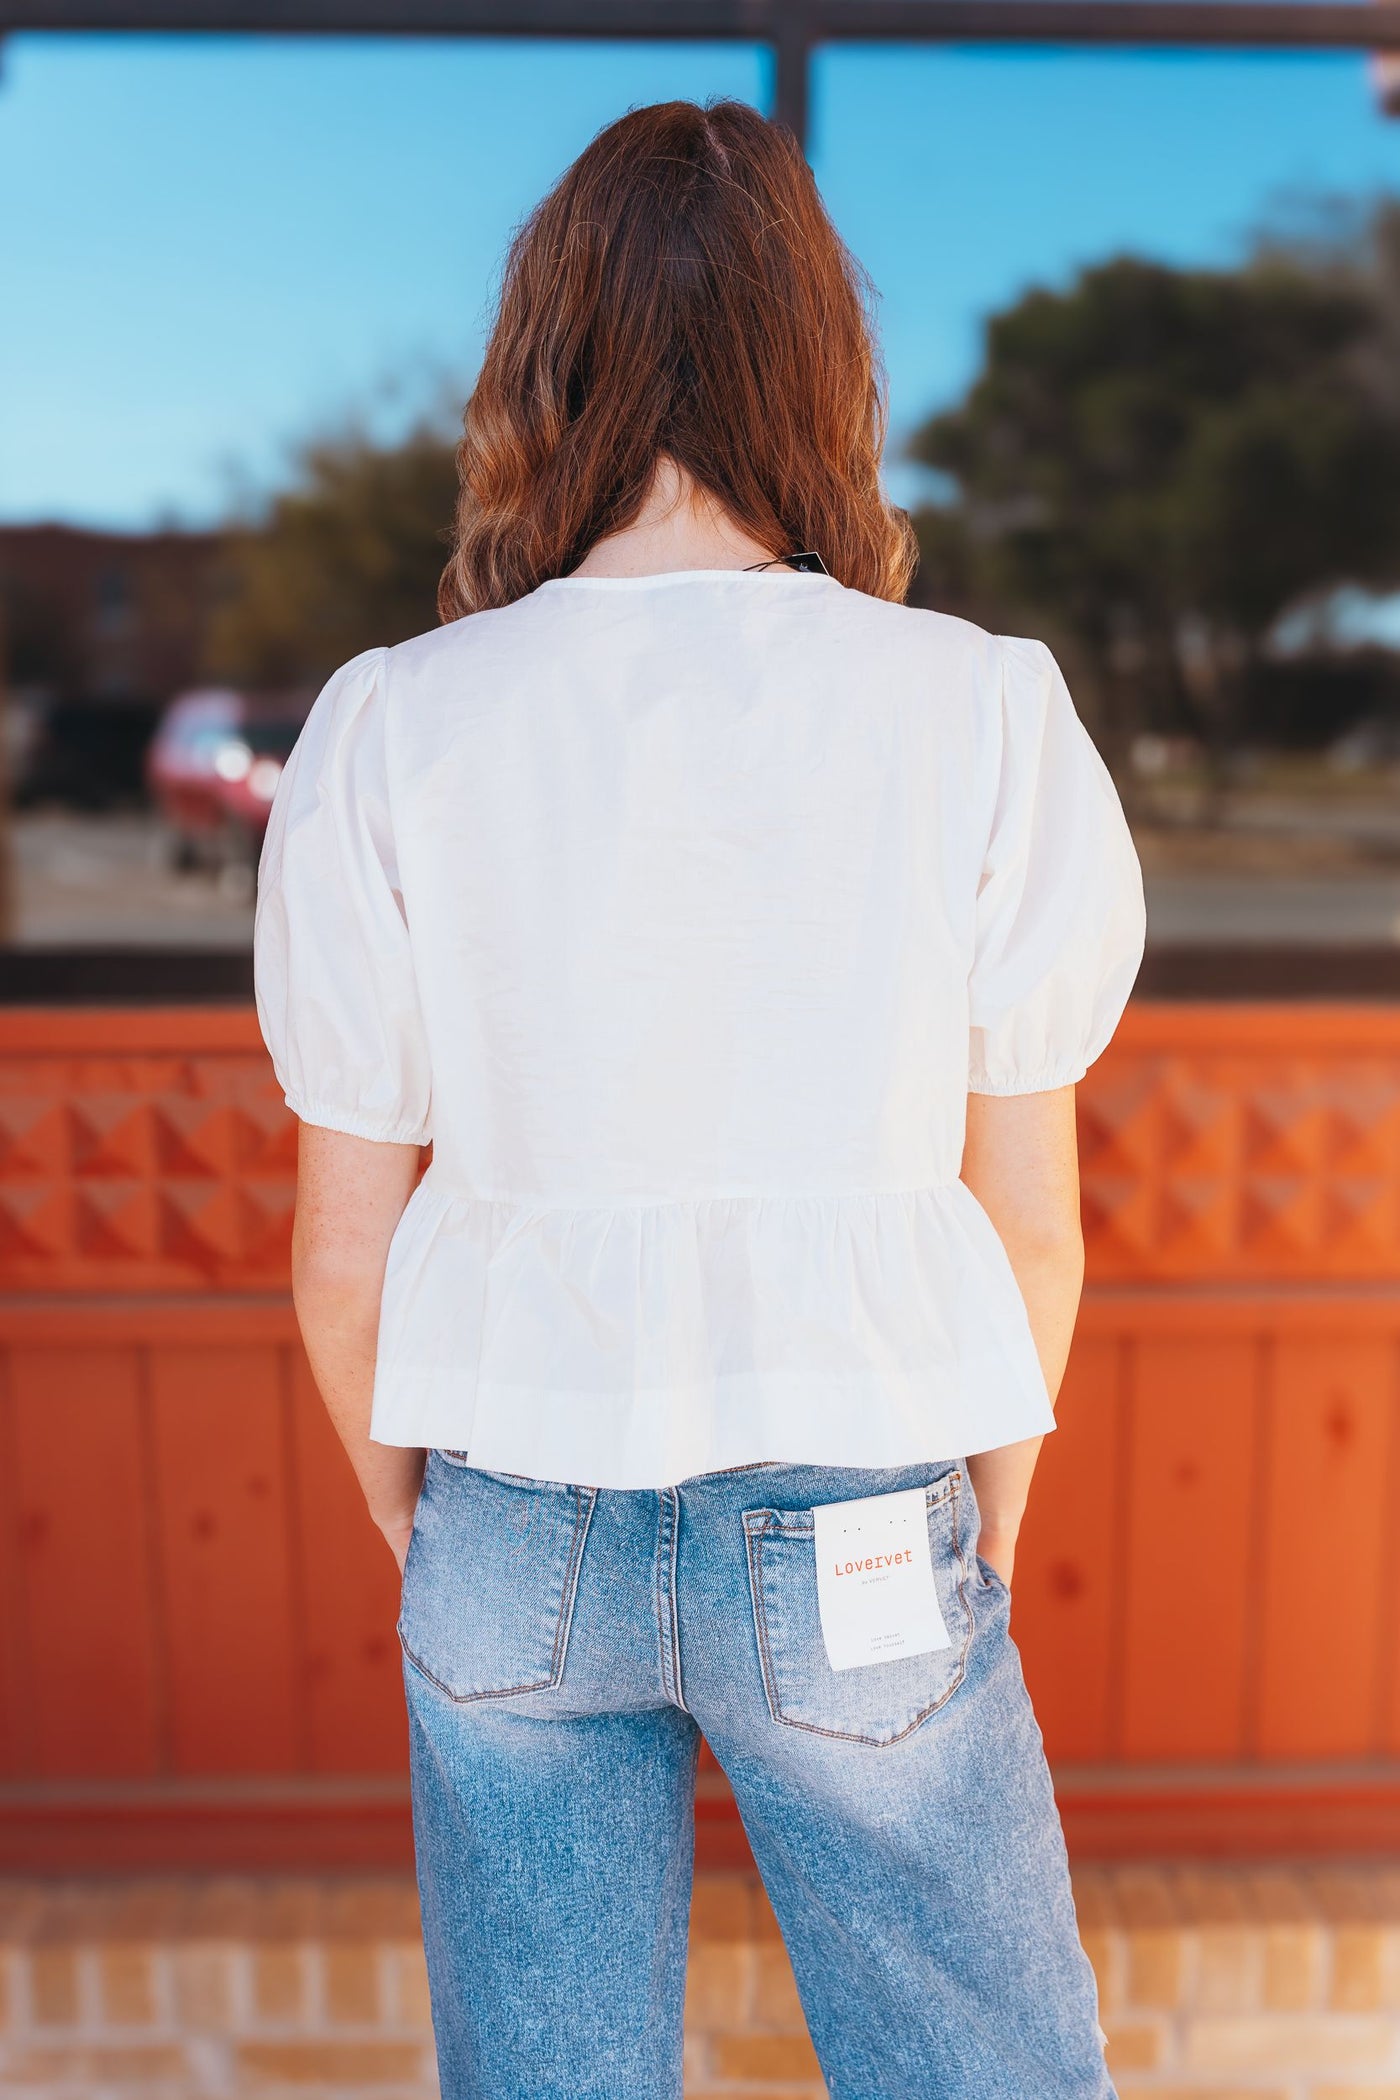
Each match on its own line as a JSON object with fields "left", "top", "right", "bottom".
{"left": 369, "top": 1176, "right": 1056, "bottom": 1490}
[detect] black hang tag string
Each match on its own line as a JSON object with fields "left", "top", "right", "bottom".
{"left": 742, "top": 551, "right": 828, "bottom": 575}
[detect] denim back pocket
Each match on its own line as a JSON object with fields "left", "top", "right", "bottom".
{"left": 742, "top": 1469, "right": 974, "bottom": 1747}
{"left": 397, "top": 1451, "right": 596, "bottom": 1704}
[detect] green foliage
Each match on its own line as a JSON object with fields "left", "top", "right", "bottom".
{"left": 910, "top": 226, "right": 1400, "bottom": 750}
{"left": 207, "top": 426, "right": 459, "bottom": 687}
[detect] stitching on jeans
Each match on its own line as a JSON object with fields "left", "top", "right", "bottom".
{"left": 548, "top": 1486, "right": 596, "bottom": 1686}
{"left": 654, "top": 1487, "right": 686, "bottom": 1707}
{"left": 756, "top": 1469, "right": 960, "bottom": 1539}
{"left": 397, "top": 1485, "right": 596, "bottom": 1705}
{"left": 434, "top": 1450, "right": 539, "bottom": 1485}
{"left": 654, "top": 1491, "right": 671, "bottom": 1704}
{"left": 742, "top": 1476, "right": 975, "bottom": 1747}
{"left": 743, "top": 1511, "right": 785, "bottom": 1728}
{"left": 948, "top": 1479, "right": 977, "bottom": 1654}
{"left": 666, "top": 1487, "right": 687, "bottom": 1712}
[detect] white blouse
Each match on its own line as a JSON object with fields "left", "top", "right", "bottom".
{"left": 254, "top": 569, "right": 1145, "bottom": 1489}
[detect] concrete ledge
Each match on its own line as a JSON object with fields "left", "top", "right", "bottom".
{"left": 1, "top": 1865, "right": 1399, "bottom": 2096}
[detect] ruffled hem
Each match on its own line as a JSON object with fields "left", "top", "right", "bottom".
{"left": 368, "top": 1176, "right": 1055, "bottom": 1489}
{"left": 372, "top": 1364, "right": 1055, "bottom": 1490}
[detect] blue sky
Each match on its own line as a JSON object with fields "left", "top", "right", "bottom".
{"left": 2, "top": 32, "right": 1399, "bottom": 527}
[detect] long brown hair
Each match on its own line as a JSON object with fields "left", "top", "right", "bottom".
{"left": 438, "top": 99, "right": 916, "bottom": 618}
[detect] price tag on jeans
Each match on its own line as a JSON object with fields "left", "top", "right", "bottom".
{"left": 812, "top": 1486, "right": 952, "bottom": 1672}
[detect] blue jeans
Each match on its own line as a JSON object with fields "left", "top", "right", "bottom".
{"left": 399, "top": 1452, "right": 1115, "bottom": 2100}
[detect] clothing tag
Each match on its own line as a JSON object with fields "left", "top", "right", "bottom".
{"left": 812, "top": 1487, "right": 952, "bottom": 1673}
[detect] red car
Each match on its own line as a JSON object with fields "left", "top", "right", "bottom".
{"left": 146, "top": 687, "right": 311, "bottom": 872}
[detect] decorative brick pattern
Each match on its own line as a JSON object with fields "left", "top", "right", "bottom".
{"left": 8, "top": 1007, "right": 1400, "bottom": 1296}
{"left": 1077, "top": 1042, "right": 1400, "bottom": 1281}
{"left": 0, "top": 1035, "right": 298, "bottom": 1293}
{"left": 1072, "top": 1008, "right": 1400, "bottom": 1285}
{"left": 1, "top": 1867, "right": 1400, "bottom": 2096}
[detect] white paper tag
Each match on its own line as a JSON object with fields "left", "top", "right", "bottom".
{"left": 812, "top": 1486, "right": 952, "bottom": 1673}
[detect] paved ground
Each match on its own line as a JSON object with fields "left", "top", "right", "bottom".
{"left": 9, "top": 812, "right": 255, "bottom": 948}
{"left": 1144, "top": 872, "right": 1400, "bottom": 944}
{"left": 6, "top": 809, "right": 1400, "bottom": 950}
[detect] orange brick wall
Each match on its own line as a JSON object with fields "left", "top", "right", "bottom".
{"left": 1, "top": 1004, "right": 1399, "bottom": 1864}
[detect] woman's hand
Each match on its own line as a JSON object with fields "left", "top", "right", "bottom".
{"left": 369, "top": 1460, "right": 426, "bottom": 1575}
{"left": 377, "top": 1506, "right": 418, "bottom": 1575}
{"left": 977, "top": 1527, "right": 1018, "bottom": 1590}
{"left": 966, "top": 1438, "right": 1042, "bottom": 1595}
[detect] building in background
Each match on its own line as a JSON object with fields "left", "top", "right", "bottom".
{"left": 0, "top": 524, "right": 221, "bottom": 807}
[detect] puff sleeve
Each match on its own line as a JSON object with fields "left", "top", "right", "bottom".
{"left": 968, "top": 635, "right": 1146, "bottom": 1096}
{"left": 253, "top": 647, "right": 432, "bottom": 1144}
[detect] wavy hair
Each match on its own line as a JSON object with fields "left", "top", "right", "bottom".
{"left": 438, "top": 99, "right": 916, "bottom": 617}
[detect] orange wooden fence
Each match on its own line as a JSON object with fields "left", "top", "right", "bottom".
{"left": 1, "top": 1004, "right": 1398, "bottom": 1867}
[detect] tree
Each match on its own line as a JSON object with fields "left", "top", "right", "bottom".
{"left": 207, "top": 426, "right": 459, "bottom": 688}
{"left": 909, "top": 241, "right": 1400, "bottom": 765}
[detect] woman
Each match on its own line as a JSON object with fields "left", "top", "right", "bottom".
{"left": 254, "top": 98, "right": 1144, "bottom": 2100}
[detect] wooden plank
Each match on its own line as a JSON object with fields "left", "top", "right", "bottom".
{"left": 0, "top": 998, "right": 1395, "bottom": 1069}
{"left": 0, "top": 1300, "right": 299, "bottom": 1345}
{"left": 1078, "top": 1293, "right": 1400, "bottom": 1338}
{"left": 1255, "top": 1337, "right": 1394, "bottom": 1759}
{"left": 6, "top": 1346, "right": 161, "bottom": 1777}
{"left": 5, "top": 1290, "right": 1400, "bottom": 1346}
{"left": 1013, "top": 1332, "right": 1122, "bottom": 1762}
{"left": 0, "top": 1008, "right": 265, "bottom": 1053}
{"left": 1054, "top": 1770, "right": 1400, "bottom": 1859}
{"left": 1103, "top": 1003, "right": 1400, "bottom": 1057}
{"left": 289, "top": 1350, "right": 407, "bottom": 1774}
{"left": 0, "top": 1782, "right": 413, "bottom": 1872}
{"left": 148, "top": 1345, "right": 302, "bottom": 1774}
{"left": 1385, "top": 1379, "right": 1400, "bottom": 1758}
{"left": 1120, "top": 1335, "right": 1260, "bottom": 1761}
{"left": 6, "top": 1765, "right": 1400, "bottom": 1872}
{"left": 0, "top": 1352, "right": 28, "bottom": 1776}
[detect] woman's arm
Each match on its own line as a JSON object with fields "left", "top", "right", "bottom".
{"left": 959, "top": 1085, "right": 1085, "bottom": 1588}
{"left": 292, "top": 1123, "right": 426, "bottom": 1570}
